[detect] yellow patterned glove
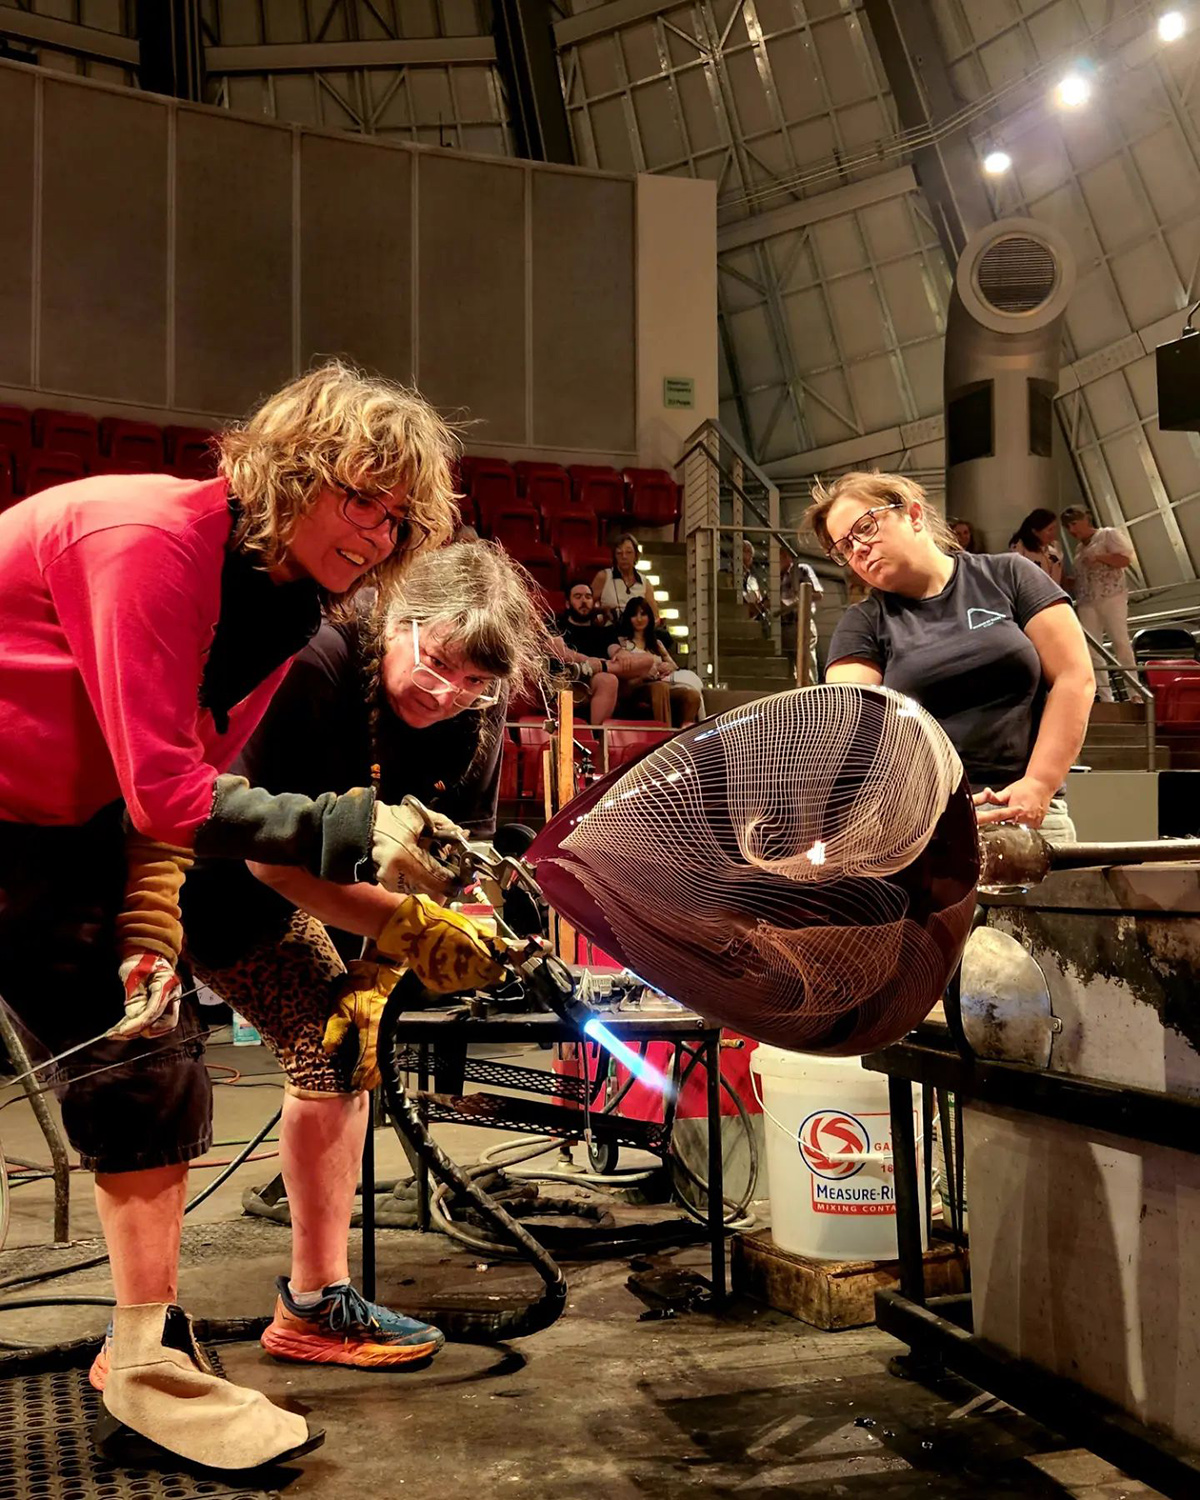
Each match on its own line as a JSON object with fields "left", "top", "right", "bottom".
{"left": 374, "top": 895, "right": 509, "bottom": 994}
{"left": 322, "top": 960, "right": 404, "bottom": 1092}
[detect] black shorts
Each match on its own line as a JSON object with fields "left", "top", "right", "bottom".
{"left": 0, "top": 804, "right": 212, "bottom": 1174}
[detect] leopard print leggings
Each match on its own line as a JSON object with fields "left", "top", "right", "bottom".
{"left": 189, "top": 910, "right": 353, "bottom": 1095}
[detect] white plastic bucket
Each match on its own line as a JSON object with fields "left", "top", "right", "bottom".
{"left": 750, "top": 1044, "right": 927, "bottom": 1263}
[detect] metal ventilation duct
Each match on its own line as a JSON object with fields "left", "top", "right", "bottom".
{"left": 944, "top": 217, "right": 1076, "bottom": 549}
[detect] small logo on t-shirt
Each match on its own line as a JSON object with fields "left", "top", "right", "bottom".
{"left": 967, "top": 607, "right": 1006, "bottom": 630}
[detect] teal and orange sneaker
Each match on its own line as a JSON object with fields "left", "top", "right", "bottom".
{"left": 260, "top": 1278, "right": 445, "bottom": 1369}
{"left": 88, "top": 1323, "right": 113, "bottom": 1391}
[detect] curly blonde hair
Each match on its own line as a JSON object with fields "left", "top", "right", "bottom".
{"left": 803, "top": 471, "right": 961, "bottom": 558}
{"left": 218, "top": 360, "right": 460, "bottom": 603}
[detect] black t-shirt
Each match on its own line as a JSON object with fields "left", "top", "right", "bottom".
{"left": 556, "top": 611, "right": 616, "bottom": 660}
{"left": 826, "top": 552, "right": 1068, "bottom": 791}
{"left": 182, "top": 619, "right": 506, "bottom": 968}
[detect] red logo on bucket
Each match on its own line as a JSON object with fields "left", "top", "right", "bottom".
{"left": 798, "top": 1110, "right": 869, "bottom": 1181}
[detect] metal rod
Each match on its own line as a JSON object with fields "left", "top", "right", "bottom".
{"left": 935, "top": 1086, "right": 959, "bottom": 1240}
{"left": 0, "top": 1006, "right": 70, "bottom": 1244}
{"left": 1047, "top": 838, "right": 1200, "bottom": 869}
{"left": 705, "top": 1033, "right": 726, "bottom": 1306}
{"left": 863, "top": 1038, "right": 1200, "bottom": 1157}
{"left": 1078, "top": 623, "right": 1156, "bottom": 770}
{"left": 797, "top": 579, "right": 814, "bottom": 687}
{"left": 361, "top": 1109, "right": 376, "bottom": 1300}
{"left": 921, "top": 1082, "right": 934, "bottom": 1246}
{"left": 416, "top": 1041, "right": 431, "bottom": 1232}
{"left": 888, "top": 1075, "right": 925, "bottom": 1305}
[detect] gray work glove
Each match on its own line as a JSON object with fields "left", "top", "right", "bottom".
{"left": 371, "top": 796, "right": 467, "bottom": 898}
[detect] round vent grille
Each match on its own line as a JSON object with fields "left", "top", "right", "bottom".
{"left": 975, "top": 235, "right": 1058, "bottom": 313}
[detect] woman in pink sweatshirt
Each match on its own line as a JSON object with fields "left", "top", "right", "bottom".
{"left": 0, "top": 362, "right": 498, "bottom": 1469}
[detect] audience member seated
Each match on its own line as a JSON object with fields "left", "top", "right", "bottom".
{"left": 591, "top": 532, "right": 655, "bottom": 624}
{"left": 611, "top": 596, "right": 705, "bottom": 727}
{"left": 550, "top": 579, "right": 655, "bottom": 724}
{"left": 949, "top": 517, "right": 982, "bottom": 553}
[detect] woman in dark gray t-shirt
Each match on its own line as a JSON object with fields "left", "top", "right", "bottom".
{"left": 807, "top": 472, "right": 1095, "bottom": 841}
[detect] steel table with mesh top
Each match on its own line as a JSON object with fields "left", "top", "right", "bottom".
{"left": 376, "top": 1006, "right": 728, "bottom": 1304}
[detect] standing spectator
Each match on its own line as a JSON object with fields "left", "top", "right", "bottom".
{"left": 611, "top": 596, "right": 705, "bottom": 726}
{"left": 781, "top": 553, "right": 825, "bottom": 684}
{"left": 552, "top": 579, "right": 653, "bottom": 723}
{"left": 810, "top": 471, "right": 1094, "bottom": 841}
{"left": 1010, "top": 508, "right": 1065, "bottom": 586}
{"left": 591, "top": 533, "right": 655, "bottom": 623}
{"left": 1061, "top": 505, "right": 1139, "bottom": 702}
{"left": 948, "top": 517, "right": 982, "bottom": 553}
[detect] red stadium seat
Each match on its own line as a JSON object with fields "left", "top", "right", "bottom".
{"left": 569, "top": 465, "right": 626, "bottom": 527}
{"left": 89, "top": 457, "right": 152, "bottom": 477}
{"left": 490, "top": 504, "right": 542, "bottom": 551}
{"left": 559, "top": 543, "right": 611, "bottom": 588}
{"left": 0, "top": 407, "right": 32, "bottom": 490}
{"left": 623, "top": 467, "right": 680, "bottom": 528}
{"left": 1158, "top": 677, "right": 1200, "bottom": 724}
{"left": 510, "top": 541, "right": 563, "bottom": 597}
{"left": 461, "top": 456, "right": 518, "bottom": 529}
{"left": 601, "top": 720, "right": 674, "bottom": 773}
{"left": 537, "top": 587, "right": 566, "bottom": 620}
{"left": 33, "top": 409, "right": 98, "bottom": 469}
{"left": 26, "top": 451, "right": 86, "bottom": 495}
{"left": 547, "top": 509, "right": 598, "bottom": 554}
{"left": 515, "top": 461, "right": 573, "bottom": 515}
{"left": 165, "top": 426, "right": 219, "bottom": 479}
{"left": 101, "top": 418, "right": 164, "bottom": 470}
{"left": 514, "top": 718, "right": 551, "bottom": 806}
{"left": 1144, "top": 661, "right": 1200, "bottom": 694}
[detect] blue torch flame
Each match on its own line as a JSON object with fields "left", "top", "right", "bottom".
{"left": 583, "top": 1016, "right": 676, "bottom": 1099}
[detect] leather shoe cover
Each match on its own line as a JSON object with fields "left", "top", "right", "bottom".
{"left": 103, "top": 1302, "right": 312, "bottom": 1469}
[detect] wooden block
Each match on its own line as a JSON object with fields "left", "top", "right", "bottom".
{"left": 731, "top": 1229, "right": 968, "bottom": 1331}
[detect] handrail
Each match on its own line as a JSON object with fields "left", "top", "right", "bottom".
{"left": 1127, "top": 602, "right": 1200, "bottom": 629}
{"left": 686, "top": 522, "right": 832, "bottom": 687}
{"left": 674, "top": 436, "right": 788, "bottom": 554}
{"left": 679, "top": 416, "right": 780, "bottom": 507}
{"left": 1078, "top": 625, "right": 1156, "bottom": 772}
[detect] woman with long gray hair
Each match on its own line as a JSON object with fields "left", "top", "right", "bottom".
{"left": 173, "top": 541, "right": 549, "bottom": 1373}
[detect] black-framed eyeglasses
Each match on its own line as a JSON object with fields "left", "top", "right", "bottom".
{"left": 827, "top": 500, "right": 903, "bottom": 565}
{"left": 340, "top": 488, "right": 428, "bottom": 552}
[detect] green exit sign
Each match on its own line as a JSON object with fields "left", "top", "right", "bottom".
{"left": 663, "top": 376, "right": 695, "bottom": 409}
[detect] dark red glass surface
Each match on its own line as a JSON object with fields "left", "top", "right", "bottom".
{"left": 527, "top": 687, "right": 980, "bottom": 1055}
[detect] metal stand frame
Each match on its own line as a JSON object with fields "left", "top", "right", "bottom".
{"left": 373, "top": 1008, "right": 728, "bottom": 1306}
{"left": 0, "top": 1005, "right": 70, "bottom": 1244}
{"left": 863, "top": 1021, "right": 1200, "bottom": 1498}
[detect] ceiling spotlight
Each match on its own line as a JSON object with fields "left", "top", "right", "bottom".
{"left": 983, "top": 149, "right": 1012, "bottom": 175}
{"left": 1055, "top": 71, "right": 1093, "bottom": 108}
{"left": 1159, "top": 11, "right": 1186, "bottom": 41}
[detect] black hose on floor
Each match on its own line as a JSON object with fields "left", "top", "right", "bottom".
{"left": 377, "top": 995, "right": 568, "bottom": 1344}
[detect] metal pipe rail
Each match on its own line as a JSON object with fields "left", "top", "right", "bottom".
{"left": 686, "top": 522, "right": 832, "bottom": 686}
{"left": 1078, "top": 624, "right": 1157, "bottom": 771}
